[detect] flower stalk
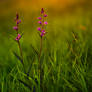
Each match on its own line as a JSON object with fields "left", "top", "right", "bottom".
{"left": 13, "top": 12, "right": 24, "bottom": 70}
{"left": 37, "top": 8, "right": 48, "bottom": 90}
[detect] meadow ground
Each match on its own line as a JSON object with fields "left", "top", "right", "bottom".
{"left": 0, "top": 9, "right": 92, "bottom": 92}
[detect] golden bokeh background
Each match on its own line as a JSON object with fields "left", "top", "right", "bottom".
{"left": 0, "top": 0, "right": 92, "bottom": 15}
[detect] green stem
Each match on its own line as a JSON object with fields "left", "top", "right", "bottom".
{"left": 39, "top": 37, "right": 42, "bottom": 63}
{"left": 38, "top": 37, "right": 43, "bottom": 90}
{"left": 17, "top": 41, "right": 23, "bottom": 64}
{"left": 16, "top": 29, "right": 25, "bottom": 72}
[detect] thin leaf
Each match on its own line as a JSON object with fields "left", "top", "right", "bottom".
{"left": 27, "top": 57, "right": 35, "bottom": 76}
{"left": 13, "top": 51, "right": 23, "bottom": 64}
{"left": 18, "top": 79, "right": 32, "bottom": 90}
{"left": 30, "top": 44, "right": 39, "bottom": 56}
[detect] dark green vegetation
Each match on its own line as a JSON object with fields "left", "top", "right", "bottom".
{"left": 0, "top": 10, "right": 92, "bottom": 92}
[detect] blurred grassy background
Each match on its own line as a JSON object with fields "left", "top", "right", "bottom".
{"left": 0, "top": 0, "right": 92, "bottom": 68}
{"left": 0, "top": 0, "right": 92, "bottom": 91}
{"left": 0, "top": 0, "right": 92, "bottom": 57}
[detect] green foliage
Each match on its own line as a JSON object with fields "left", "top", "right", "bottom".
{"left": 0, "top": 13, "right": 92, "bottom": 92}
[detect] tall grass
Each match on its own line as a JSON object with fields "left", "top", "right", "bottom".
{"left": 0, "top": 10, "right": 92, "bottom": 92}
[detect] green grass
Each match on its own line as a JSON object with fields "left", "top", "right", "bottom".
{"left": 0, "top": 11, "right": 92, "bottom": 92}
